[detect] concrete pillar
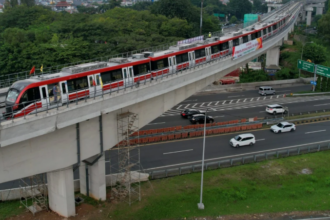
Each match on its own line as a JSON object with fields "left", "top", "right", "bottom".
{"left": 47, "top": 167, "right": 76, "bottom": 217}
{"left": 305, "top": 7, "right": 313, "bottom": 26}
{"left": 266, "top": 47, "right": 280, "bottom": 67}
{"left": 302, "top": 10, "right": 306, "bottom": 21}
{"left": 79, "top": 155, "right": 106, "bottom": 201}
{"left": 284, "top": 33, "right": 288, "bottom": 41}
{"left": 268, "top": 6, "right": 272, "bottom": 13}
{"left": 316, "top": 7, "right": 323, "bottom": 15}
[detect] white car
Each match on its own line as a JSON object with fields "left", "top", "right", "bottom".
{"left": 230, "top": 133, "right": 256, "bottom": 148}
{"left": 266, "top": 104, "right": 286, "bottom": 114}
{"left": 271, "top": 122, "right": 296, "bottom": 133}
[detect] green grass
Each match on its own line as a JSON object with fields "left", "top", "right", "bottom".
{"left": 0, "top": 200, "right": 24, "bottom": 220}
{"left": 104, "top": 151, "right": 330, "bottom": 220}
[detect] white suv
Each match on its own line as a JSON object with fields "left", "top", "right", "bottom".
{"left": 271, "top": 122, "right": 296, "bottom": 133}
{"left": 266, "top": 104, "right": 286, "bottom": 114}
{"left": 230, "top": 133, "right": 256, "bottom": 148}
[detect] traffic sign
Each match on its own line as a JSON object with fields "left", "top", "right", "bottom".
{"left": 316, "top": 64, "right": 330, "bottom": 78}
{"left": 310, "top": 81, "right": 317, "bottom": 85}
{"left": 298, "top": 60, "right": 315, "bottom": 73}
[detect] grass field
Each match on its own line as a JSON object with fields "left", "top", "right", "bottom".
{"left": 1, "top": 151, "right": 330, "bottom": 220}
{"left": 103, "top": 151, "right": 330, "bottom": 220}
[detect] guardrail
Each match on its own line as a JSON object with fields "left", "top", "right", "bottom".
{"left": 147, "top": 141, "right": 330, "bottom": 180}
{"left": 0, "top": 7, "right": 300, "bottom": 125}
{"left": 291, "top": 92, "right": 330, "bottom": 96}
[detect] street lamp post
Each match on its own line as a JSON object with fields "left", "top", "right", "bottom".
{"left": 299, "top": 41, "right": 313, "bottom": 78}
{"left": 198, "top": 108, "right": 208, "bottom": 210}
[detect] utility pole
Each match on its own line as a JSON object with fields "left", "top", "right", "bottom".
{"left": 200, "top": 0, "right": 204, "bottom": 36}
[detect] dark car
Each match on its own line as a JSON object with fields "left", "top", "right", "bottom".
{"left": 189, "top": 114, "right": 214, "bottom": 124}
{"left": 181, "top": 109, "right": 205, "bottom": 118}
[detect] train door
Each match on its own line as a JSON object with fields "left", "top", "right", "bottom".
{"left": 228, "top": 40, "right": 233, "bottom": 54}
{"left": 239, "top": 37, "right": 243, "bottom": 45}
{"left": 39, "top": 85, "right": 49, "bottom": 108}
{"left": 122, "top": 67, "right": 134, "bottom": 87}
{"left": 248, "top": 35, "right": 251, "bottom": 41}
{"left": 60, "top": 81, "right": 68, "bottom": 104}
{"left": 168, "top": 56, "right": 176, "bottom": 74}
{"left": 88, "top": 74, "right": 102, "bottom": 97}
{"left": 205, "top": 47, "right": 211, "bottom": 62}
{"left": 188, "top": 51, "right": 195, "bottom": 68}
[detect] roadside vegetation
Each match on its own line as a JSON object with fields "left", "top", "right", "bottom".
{"left": 2, "top": 150, "right": 330, "bottom": 220}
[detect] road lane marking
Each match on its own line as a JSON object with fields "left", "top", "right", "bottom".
{"left": 228, "top": 95, "right": 243, "bottom": 98}
{"left": 277, "top": 90, "right": 291, "bottom": 92}
{"left": 222, "top": 101, "right": 226, "bottom": 104}
{"left": 243, "top": 99, "right": 247, "bottom": 102}
{"left": 146, "top": 139, "right": 330, "bottom": 171}
{"left": 270, "top": 96, "right": 273, "bottom": 99}
{"left": 277, "top": 95, "right": 279, "bottom": 98}
{"left": 176, "top": 105, "right": 182, "bottom": 110}
{"left": 229, "top": 100, "right": 233, "bottom": 104}
{"left": 213, "top": 115, "right": 225, "bottom": 118}
{"left": 192, "top": 104, "right": 197, "bottom": 108}
{"left": 163, "top": 149, "right": 193, "bottom": 155}
{"left": 305, "top": 130, "right": 326, "bottom": 134}
{"left": 314, "top": 103, "right": 330, "bottom": 106}
{"left": 257, "top": 97, "right": 260, "bottom": 101}
{"left": 256, "top": 139, "right": 265, "bottom": 141}
{"left": 215, "top": 101, "right": 219, "bottom": 105}
{"left": 147, "top": 122, "right": 166, "bottom": 125}
{"left": 237, "top": 99, "right": 240, "bottom": 103}
{"left": 207, "top": 102, "right": 212, "bottom": 106}
{"left": 250, "top": 98, "right": 254, "bottom": 101}
{"left": 201, "top": 103, "right": 205, "bottom": 107}
{"left": 263, "top": 97, "right": 266, "bottom": 100}
{"left": 185, "top": 104, "right": 190, "bottom": 108}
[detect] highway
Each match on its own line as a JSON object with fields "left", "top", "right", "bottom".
{"left": 143, "top": 85, "right": 330, "bottom": 130}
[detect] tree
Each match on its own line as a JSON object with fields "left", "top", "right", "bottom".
{"left": 253, "top": 0, "right": 261, "bottom": 12}
{"left": 227, "top": 0, "right": 252, "bottom": 19}
{"left": 303, "top": 43, "right": 326, "bottom": 64}
{"left": 318, "top": 11, "right": 330, "bottom": 42}
{"left": 130, "top": 2, "right": 152, "bottom": 11}
{"left": 321, "top": 76, "right": 328, "bottom": 92}
{"left": 20, "top": 0, "right": 35, "bottom": 7}
{"left": 229, "top": 15, "right": 237, "bottom": 24}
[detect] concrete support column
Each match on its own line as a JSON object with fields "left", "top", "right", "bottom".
{"left": 47, "top": 167, "right": 75, "bottom": 217}
{"left": 79, "top": 155, "right": 106, "bottom": 201}
{"left": 316, "top": 7, "right": 323, "bottom": 15}
{"left": 305, "top": 7, "right": 313, "bottom": 26}
{"left": 266, "top": 47, "right": 280, "bottom": 67}
{"left": 268, "top": 6, "right": 272, "bottom": 13}
{"left": 284, "top": 33, "right": 288, "bottom": 41}
{"left": 302, "top": 10, "right": 306, "bottom": 21}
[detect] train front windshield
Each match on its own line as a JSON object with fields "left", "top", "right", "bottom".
{"left": 6, "top": 88, "right": 19, "bottom": 103}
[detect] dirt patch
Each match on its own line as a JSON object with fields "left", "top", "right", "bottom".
{"left": 301, "top": 168, "right": 313, "bottom": 175}
{"left": 282, "top": 48, "right": 297, "bottom": 52}
{"left": 6, "top": 203, "right": 99, "bottom": 220}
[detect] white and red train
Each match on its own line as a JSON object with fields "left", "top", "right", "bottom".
{"left": 4, "top": 5, "right": 297, "bottom": 118}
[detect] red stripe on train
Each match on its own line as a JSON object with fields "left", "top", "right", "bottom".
{"left": 103, "top": 81, "right": 124, "bottom": 91}
{"left": 14, "top": 102, "right": 42, "bottom": 118}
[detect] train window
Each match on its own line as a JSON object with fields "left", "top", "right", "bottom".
{"left": 101, "top": 69, "right": 122, "bottom": 83}
{"left": 123, "top": 69, "right": 127, "bottom": 78}
{"left": 251, "top": 33, "right": 257, "bottom": 40}
{"left": 268, "top": 27, "right": 272, "bottom": 33}
{"left": 129, "top": 68, "right": 133, "bottom": 77}
{"left": 42, "top": 87, "right": 47, "bottom": 98}
{"left": 151, "top": 58, "right": 169, "bottom": 70}
{"left": 6, "top": 89, "right": 19, "bottom": 103}
{"left": 176, "top": 53, "right": 188, "bottom": 64}
{"left": 133, "top": 63, "right": 150, "bottom": 76}
{"left": 67, "top": 76, "right": 88, "bottom": 93}
{"left": 243, "top": 36, "right": 249, "bottom": 43}
{"left": 211, "top": 45, "right": 220, "bottom": 54}
{"left": 220, "top": 42, "right": 229, "bottom": 50}
{"left": 273, "top": 24, "right": 277, "bottom": 30}
{"left": 89, "top": 76, "right": 93, "bottom": 86}
{"left": 96, "top": 75, "right": 100, "bottom": 85}
{"left": 263, "top": 29, "right": 267, "bottom": 35}
{"left": 195, "top": 49, "right": 206, "bottom": 59}
{"left": 111, "top": 70, "right": 123, "bottom": 81}
{"left": 19, "top": 87, "right": 41, "bottom": 103}
{"left": 233, "top": 39, "right": 240, "bottom": 46}
{"left": 257, "top": 31, "right": 261, "bottom": 38}
{"left": 61, "top": 83, "right": 67, "bottom": 94}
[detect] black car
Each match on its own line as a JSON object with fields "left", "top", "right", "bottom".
{"left": 189, "top": 114, "right": 214, "bottom": 124}
{"left": 181, "top": 109, "right": 205, "bottom": 118}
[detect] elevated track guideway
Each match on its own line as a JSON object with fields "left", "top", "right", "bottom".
{"left": 0, "top": 1, "right": 310, "bottom": 217}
